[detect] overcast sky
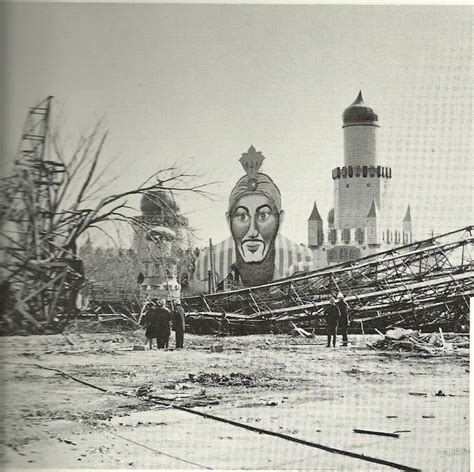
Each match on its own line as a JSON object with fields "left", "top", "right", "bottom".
{"left": 2, "top": 4, "right": 472, "bottom": 246}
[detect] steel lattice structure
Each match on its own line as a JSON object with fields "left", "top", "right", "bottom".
{"left": 182, "top": 226, "right": 473, "bottom": 333}
{"left": 1, "top": 97, "right": 84, "bottom": 333}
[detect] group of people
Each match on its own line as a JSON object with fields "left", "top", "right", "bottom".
{"left": 142, "top": 298, "right": 186, "bottom": 350}
{"left": 325, "top": 292, "right": 350, "bottom": 347}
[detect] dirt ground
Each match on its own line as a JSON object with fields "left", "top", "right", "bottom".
{"left": 0, "top": 329, "right": 469, "bottom": 471}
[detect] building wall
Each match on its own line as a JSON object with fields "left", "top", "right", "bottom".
{"left": 333, "top": 166, "right": 392, "bottom": 231}
{"left": 343, "top": 124, "right": 378, "bottom": 167}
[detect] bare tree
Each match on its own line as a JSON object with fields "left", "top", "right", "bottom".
{"left": 0, "top": 97, "right": 212, "bottom": 334}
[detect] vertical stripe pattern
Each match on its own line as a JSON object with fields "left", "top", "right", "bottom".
{"left": 194, "top": 234, "right": 314, "bottom": 284}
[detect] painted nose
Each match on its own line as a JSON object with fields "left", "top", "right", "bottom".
{"left": 246, "top": 214, "right": 259, "bottom": 238}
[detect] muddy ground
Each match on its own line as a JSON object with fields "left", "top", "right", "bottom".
{"left": 0, "top": 329, "right": 469, "bottom": 471}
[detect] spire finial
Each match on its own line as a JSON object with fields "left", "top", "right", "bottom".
{"left": 354, "top": 90, "right": 364, "bottom": 105}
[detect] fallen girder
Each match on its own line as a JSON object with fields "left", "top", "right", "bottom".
{"left": 182, "top": 225, "right": 472, "bottom": 333}
{"left": 183, "top": 226, "right": 472, "bottom": 319}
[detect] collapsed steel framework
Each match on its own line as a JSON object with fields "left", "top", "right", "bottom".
{"left": 182, "top": 226, "right": 473, "bottom": 333}
{"left": 0, "top": 97, "right": 84, "bottom": 333}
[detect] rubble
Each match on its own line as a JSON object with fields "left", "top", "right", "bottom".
{"left": 370, "top": 328, "right": 469, "bottom": 354}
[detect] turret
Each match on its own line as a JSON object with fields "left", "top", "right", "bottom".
{"left": 403, "top": 204, "right": 412, "bottom": 244}
{"left": 308, "top": 202, "right": 324, "bottom": 248}
{"left": 333, "top": 92, "right": 391, "bottom": 230}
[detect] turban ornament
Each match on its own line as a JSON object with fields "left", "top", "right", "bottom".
{"left": 228, "top": 146, "right": 282, "bottom": 213}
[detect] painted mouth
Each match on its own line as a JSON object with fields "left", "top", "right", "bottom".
{"left": 242, "top": 240, "right": 264, "bottom": 254}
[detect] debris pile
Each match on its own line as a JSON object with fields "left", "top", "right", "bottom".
{"left": 182, "top": 226, "right": 472, "bottom": 334}
{"left": 188, "top": 372, "right": 259, "bottom": 387}
{"left": 370, "top": 328, "right": 469, "bottom": 353}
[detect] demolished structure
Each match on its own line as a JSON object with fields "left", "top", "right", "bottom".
{"left": 0, "top": 97, "right": 84, "bottom": 333}
{"left": 182, "top": 226, "right": 472, "bottom": 334}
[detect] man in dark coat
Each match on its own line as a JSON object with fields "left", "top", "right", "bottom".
{"left": 325, "top": 296, "right": 339, "bottom": 347}
{"left": 143, "top": 300, "right": 161, "bottom": 349}
{"left": 172, "top": 299, "right": 186, "bottom": 349}
{"left": 336, "top": 292, "right": 350, "bottom": 346}
{"left": 155, "top": 299, "right": 172, "bottom": 349}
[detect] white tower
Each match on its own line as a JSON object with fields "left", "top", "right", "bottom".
{"left": 333, "top": 91, "right": 392, "bottom": 232}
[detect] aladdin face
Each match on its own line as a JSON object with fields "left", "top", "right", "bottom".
{"left": 228, "top": 193, "right": 281, "bottom": 263}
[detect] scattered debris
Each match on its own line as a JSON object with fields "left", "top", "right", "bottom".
{"left": 291, "top": 323, "right": 315, "bottom": 338}
{"left": 135, "top": 385, "right": 152, "bottom": 397}
{"left": 369, "top": 328, "right": 469, "bottom": 354}
{"left": 188, "top": 372, "right": 260, "bottom": 387}
{"left": 58, "top": 438, "right": 77, "bottom": 446}
{"left": 210, "top": 345, "right": 224, "bottom": 353}
{"left": 353, "top": 428, "right": 400, "bottom": 438}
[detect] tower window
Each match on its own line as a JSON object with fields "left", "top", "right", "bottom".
{"left": 367, "top": 183, "right": 371, "bottom": 187}
{"left": 363, "top": 166, "right": 368, "bottom": 177}
{"left": 346, "top": 184, "right": 350, "bottom": 188}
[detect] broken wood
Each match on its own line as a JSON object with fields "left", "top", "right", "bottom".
{"left": 353, "top": 428, "right": 400, "bottom": 438}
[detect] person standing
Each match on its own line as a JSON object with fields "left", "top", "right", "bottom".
{"left": 156, "top": 299, "right": 171, "bottom": 349}
{"left": 325, "top": 296, "right": 339, "bottom": 347}
{"left": 336, "top": 292, "right": 350, "bottom": 346}
{"left": 172, "top": 299, "right": 186, "bottom": 349}
{"left": 143, "top": 300, "right": 160, "bottom": 349}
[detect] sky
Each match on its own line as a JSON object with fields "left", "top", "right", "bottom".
{"left": 2, "top": 4, "right": 472, "bottom": 247}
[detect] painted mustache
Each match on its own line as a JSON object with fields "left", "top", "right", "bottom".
{"left": 242, "top": 239, "right": 265, "bottom": 253}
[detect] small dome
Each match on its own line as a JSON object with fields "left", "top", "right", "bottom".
{"left": 343, "top": 91, "right": 378, "bottom": 125}
{"left": 327, "top": 208, "right": 334, "bottom": 225}
{"left": 140, "top": 190, "right": 177, "bottom": 216}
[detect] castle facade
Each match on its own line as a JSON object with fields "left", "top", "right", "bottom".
{"left": 308, "top": 92, "right": 413, "bottom": 268}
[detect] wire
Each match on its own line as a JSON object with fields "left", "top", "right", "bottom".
{"left": 30, "top": 362, "right": 421, "bottom": 471}
{"left": 108, "top": 431, "right": 213, "bottom": 469}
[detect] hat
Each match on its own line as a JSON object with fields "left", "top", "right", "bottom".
{"left": 228, "top": 146, "right": 282, "bottom": 213}
{"left": 337, "top": 292, "right": 344, "bottom": 300}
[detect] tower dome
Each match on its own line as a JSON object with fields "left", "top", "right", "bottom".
{"left": 140, "top": 190, "right": 177, "bottom": 216}
{"left": 342, "top": 91, "right": 378, "bottom": 127}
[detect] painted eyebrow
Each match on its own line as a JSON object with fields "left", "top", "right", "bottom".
{"left": 233, "top": 206, "right": 249, "bottom": 213}
{"left": 256, "top": 204, "right": 272, "bottom": 212}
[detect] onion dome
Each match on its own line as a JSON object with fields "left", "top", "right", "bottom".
{"left": 140, "top": 190, "right": 177, "bottom": 216}
{"left": 342, "top": 91, "right": 378, "bottom": 126}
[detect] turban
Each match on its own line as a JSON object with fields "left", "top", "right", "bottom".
{"left": 228, "top": 173, "right": 281, "bottom": 213}
{"left": 228, "top": 146, "right": 282, "bottom": 213}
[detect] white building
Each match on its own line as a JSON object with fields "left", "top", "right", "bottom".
{"left": 308, "top": 92, "right": 413, "bottom": 267}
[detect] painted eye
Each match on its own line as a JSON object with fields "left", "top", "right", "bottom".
{"left": 236, "top": 212, "right": 249, "bottom": 222}
{"left": 258, "top": 211, "right": 270, "bottom": 222}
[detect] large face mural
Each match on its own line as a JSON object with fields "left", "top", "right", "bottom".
{"left": 226, "top": 147, "right": 285, "bottom": 285}
{"left": 192, "top": 146, "right": 313, "bottom": 290}
{"left": 229, "top": 192, "right": 281, "bottom": 263}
